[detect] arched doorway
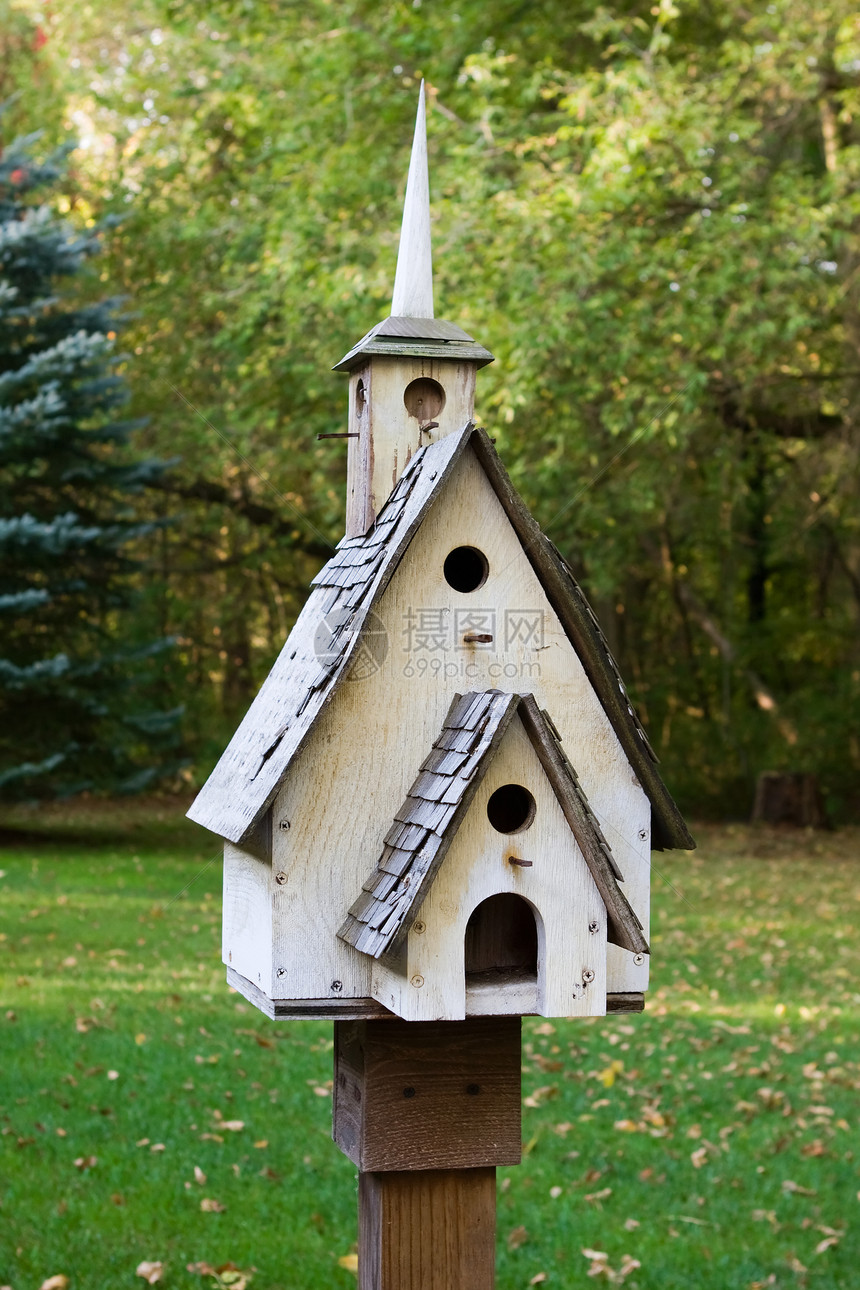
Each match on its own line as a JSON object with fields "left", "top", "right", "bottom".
{"left": 465, "top": 893, "right": 538, "bottom": 981}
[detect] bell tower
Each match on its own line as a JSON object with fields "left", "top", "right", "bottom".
{"left": 334, "top": 83, "right": 494, "bottom": 538}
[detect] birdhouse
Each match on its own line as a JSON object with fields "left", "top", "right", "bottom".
{"left": 188, "top": 86, "right": 694, "bottom": 1028}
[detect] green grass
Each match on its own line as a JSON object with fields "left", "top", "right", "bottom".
{"left": 1, "top": 803, "right": 858, "bottom": 1289}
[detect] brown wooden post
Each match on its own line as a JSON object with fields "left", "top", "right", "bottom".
{"left": 333, "top": 1016, "right": 522, "bottom": 1289}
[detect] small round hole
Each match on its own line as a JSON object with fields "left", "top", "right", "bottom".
{"left": 404, "top": 377, "right": 445, "bottom": 421}
{"left": 466, "top": 1083, "right": 480, "bottom": 1096}
{"left": 355, "top": 378, "right": 367, "bottom": 414}
{"left": 487, "top": 784, "right": 536, "bottom": 834}
{"left": 403, "top": 1086, "right": 416, "bottom": 1099}
{"left": 444, "top": 546, "right": 489, "bottom": 593}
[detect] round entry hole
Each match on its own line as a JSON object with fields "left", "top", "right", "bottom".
{"left": 487, "top": 784, "right": 536, "bottom": 834}
{"left": 444, "top": 545, "right": 489, "bottom": 593}
{"left": 404, "top": 377, "right": 445, "bottom": 421}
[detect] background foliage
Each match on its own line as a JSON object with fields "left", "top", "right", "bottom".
{"left": 2, "top": 0, "right": 859, "bottom": 816}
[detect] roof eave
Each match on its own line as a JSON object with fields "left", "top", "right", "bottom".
{"left": 333, "top": 315, "right": 495, "bottom": 372}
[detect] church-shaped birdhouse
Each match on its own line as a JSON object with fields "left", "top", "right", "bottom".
{"left": 188, "top": 86, "right": 694, "bottom": 1026}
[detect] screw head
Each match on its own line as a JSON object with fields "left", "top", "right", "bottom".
{"left": 274, "top": 871, "right": 287, "bottom": 886}
{"left": 638, "top": 828, "right": 649, "bottom": 841}
{"left": 633, "top": 953, "right": 645, "bottom": 966}
{"left": 410, "top": 974, "right": 425, "bottom": 989}
{"left": 588, "top": 921, "right": 600, "bottom": 935}
{"left": 279, "top": 820, "right": 290, "bottom": 831}
{"left": 330, "top": 980, "right": 343, "bottom": 993}
{"left": 412, "top": 920, "right": 426, "bottom": 934}
{"left": 276, "top": 967, "right": 286, "bottom": 978}
{"left": 582, "top": 968, "right": 595, "bottom": 984}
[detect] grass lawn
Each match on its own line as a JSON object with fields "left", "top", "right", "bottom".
{"left": 1, "top": 800, "right": 858, "bottom": 1289}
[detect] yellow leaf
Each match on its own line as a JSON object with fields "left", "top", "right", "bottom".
{"left": 135, "top": 1033, "right": 147, "bottom": 1045}
{"left": 200, "top": 1197, "right": 226, "bottom": 1212}
{"left": 40, "top": 1278, "right": 70, "bottom": 1290}
{"left": 599, "top": 1060, "right": 624, "bottom": 1087}
{"left": 338, "top": 1253, "right": 359, "bottom": 1274}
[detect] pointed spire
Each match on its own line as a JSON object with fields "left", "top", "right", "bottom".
{"left": 390, "top": 82, "right": 434, "bottom": 319}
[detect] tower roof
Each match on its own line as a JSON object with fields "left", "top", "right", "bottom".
{"left": 334, "top": 83, "right": 494, "bottom": 373}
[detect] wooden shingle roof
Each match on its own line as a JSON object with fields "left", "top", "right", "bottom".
{"left": 188, "top": 423, "right": 693, "bottom": 852}
{"left": 338, "top": 690, "right": 649, "bottom": 959}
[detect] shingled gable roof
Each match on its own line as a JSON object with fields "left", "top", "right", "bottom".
{"left": 188, "top": 421, "right": 693, "bottom": 852}
{"left": 338, "top": 690, "right": 649, "bottom": 960}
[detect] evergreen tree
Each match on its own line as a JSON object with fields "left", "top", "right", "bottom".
{"left": 0, "top": 132, "right": 181, "bottom": 799}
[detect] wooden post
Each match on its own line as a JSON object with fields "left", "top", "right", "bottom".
{"left": 359, "top": 1169, "right": 496, "bottom": 1290}
{"left": 333, "top": 1016, "right": 522, "bottom": 1289}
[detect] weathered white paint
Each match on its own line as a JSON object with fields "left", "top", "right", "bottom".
{"left": 265, "top": 445, "right": 650, "bottom": 1011}
{"left": 345, "top": 356, "right": 476, "bottom": 537}
{"left": 222, "top": 841, "right": 273, "bottom": 996}
{"left": 370, "top": 714, "right": 608, "bottom": 1020}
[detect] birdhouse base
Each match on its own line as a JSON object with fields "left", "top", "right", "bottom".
{"left": 333, "top": 1016, "right": 522, "bottom": 1171}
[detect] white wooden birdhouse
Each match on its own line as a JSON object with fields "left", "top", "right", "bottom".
{"left": 188, "top": 85, "right": 694, "bottom": 1026}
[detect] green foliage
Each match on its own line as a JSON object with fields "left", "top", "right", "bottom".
{"left": 12, "top": 0, "right": 860, "bottom": 814}
{"left": 0, "top": 131, "right": 182, "bottom": 799}
{"left": 1, "top": 802, "right": 858, "bottom": 1286}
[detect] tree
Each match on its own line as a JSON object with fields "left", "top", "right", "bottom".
{"left": 35, "top": 0, "right": 860, "bottom": 817}
{"left": 0, "top": 131, "right": 181, "bottom": 800}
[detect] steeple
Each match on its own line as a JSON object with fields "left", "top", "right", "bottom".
{"left": 336, "top": 85, "right": 494, "bottom": 538}
{"left": 390, "top": 82, "right": 434, "bottom": 319}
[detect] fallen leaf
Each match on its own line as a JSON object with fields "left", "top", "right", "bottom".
{"left": 194, "top": 1165, "right": 206, "bottom": 1185}
{"left": 253, "top": 1139, "right": 268, "bottom": 1149}
{"left": 107, "top": 1070, "right": 119, "bottom": 1081}
{"left": 73, "top": 1155, "right": 97, "bottom": 1170}
{"left": 584, "top": 1187, "right": 612, "bottom": 1203}
{"left": 219, "top": 1120, "right": 245, "bottom": 1132}
{"left": 200, "top": 1197, "right": 226, "bottom": 1212}
{"left": 136, "top": 1261, "right": 164, "bottom": 1284}
{"left": 782, "top": 1179, "right": 817, "bottom": 1196}
{"left": 690, "top": 1147, "right": 708, "bottom": 1169}
{"left": 507, "top": 1225, "right": 529, "bottom": 1249}
{"left": 40, "top": 1278, "right": 70, "bottom": 1290}
{"left": 530, "top": 1276, "right": 548, "bottom": 1285}
{"left": 624, "top": 1218, "right": 640, "bottom": 1231}
{"left": 150, "top": 1143, "right": 166, "bottom": 1153}
{"left": 614, "top": 1119, "right": 639, "bottom": 1133}
{"left": 814, "top": 1235, "right": 840, "bottom": 1255}
{"left": 338, "top": 1253, "right": 359, "bottom": 1274}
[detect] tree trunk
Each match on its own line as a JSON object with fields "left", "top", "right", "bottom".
{"left": 751, "top": 772, "right": 827, "bottom": 828}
